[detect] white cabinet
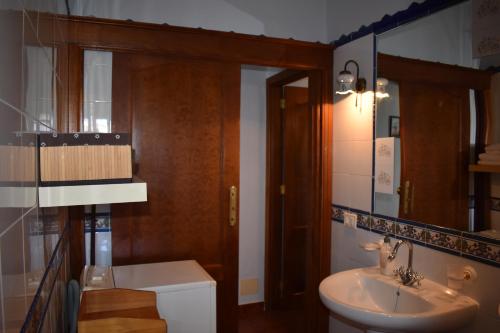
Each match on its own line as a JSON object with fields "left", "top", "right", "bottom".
{"left": 112, "top": 260, "right": 216, "bottom": 333}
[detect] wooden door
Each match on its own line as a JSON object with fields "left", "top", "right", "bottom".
{"left": 282, "top": 86, "right": 311, "bottom": 308}
{"left": 110, "top": 53, "right": 240, "bottom": 333}
{"left": 398, "top": 82, "right": 469, "bottom": 229}
{"left": 266, "top": 72, "right": 314, "bottom": 330}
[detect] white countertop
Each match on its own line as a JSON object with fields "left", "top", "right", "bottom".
{"left": 112, "top": 260, "right": 216, "bottom": 293}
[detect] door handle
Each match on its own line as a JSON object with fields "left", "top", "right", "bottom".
{"left": 229, "top": 186, "right": 237, "bottom": 227}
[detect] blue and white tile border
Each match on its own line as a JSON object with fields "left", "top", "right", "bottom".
{"left": 332, "top": 204, "right": 500, "bottom": 268}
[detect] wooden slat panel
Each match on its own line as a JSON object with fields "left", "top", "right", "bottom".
{"left": 79, "top": 289, "right": 166, "bottom": 333}
{"left": 0, "top": 146, "right": 36, "bottom": 182}
{"left": 40, "top": 145, "right": 132, "bottom": 181}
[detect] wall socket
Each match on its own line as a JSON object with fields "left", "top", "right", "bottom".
{"left": 343, "top": 212, "right": 358, "bottom": 229}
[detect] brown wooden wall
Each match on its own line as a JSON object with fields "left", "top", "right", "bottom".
{"left": 56, "top": 15, "right": 333, "bottom": 333}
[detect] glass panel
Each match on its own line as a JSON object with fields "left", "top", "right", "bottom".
{"left": 83, "top": 50, "right": 113, "bottom": 266}
{"left": 24, "top": 46, "right": 56, "bottom": 131}
{"left": 83, "top": 50, "right": 112, "bottom": 133}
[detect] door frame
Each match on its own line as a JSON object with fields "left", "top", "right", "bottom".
{"left": 59, "top": 16, "right": 333, "bottom": 333}
{"left": 266, "top": 70, "right": 330, "bottom": 332}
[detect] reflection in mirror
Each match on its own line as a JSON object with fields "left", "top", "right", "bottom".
{"left": 83, "top": 50, "right": 113, "bottom": 266}
{"left": 24, "top": 46, "right": 57, "bottom": 132}
{"left": 374, "top": 0, "right": 499, "bottom": 238}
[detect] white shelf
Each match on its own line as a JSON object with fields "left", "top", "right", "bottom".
{"left": 38, "top": 178, "right": 147, "bottom": 207}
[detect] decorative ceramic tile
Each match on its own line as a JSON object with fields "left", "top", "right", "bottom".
{"left": 331, "top": 204, "right": 499, "bottom": 267}
{"left": 332, "top": 206, "right": 344, "bottom": 222}
{"left": 461, "top": 238, "right": 500, "bottom": 264}
{"left": 371, "top": 216, "right": 394, "bottom": 234}
{"left": 395, "top": 223, "right": 426, "bottom": 243}
{"left": 426, "top": 229, "right": 461, "bottom": 252}
{"left": 357, "top": 213, "right": 371, "bottom": 230}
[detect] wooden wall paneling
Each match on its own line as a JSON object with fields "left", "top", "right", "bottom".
{"left": 66, "top": 44, "right": 85, "bottom": 279}
{"left": 57, "top": 16, "right": 332, "bottom": 70}
{"left": 398, "top": 82, "right": 470, "bottom": 229}
{"left": 111, "top": 53, "right": 240, "bottom": 333}
{"left": 264, "top": 79, "right": 283, "bottom": 310}
{"left": 474, "top": 89, "right": 491, "bottom": 231}
{"left": 219, "top": 62, "right": 241, "bottom": 333}
{"left": 67, "top": 44, "right": 83, "bottom": 132}
{"left": 378, "top": 53, "right": 492, "bottom": 90}
{"left": 58, "top": 16, "right": 334, "bottom": 332}
{"left": 308, "top": 68, "right": 332, "bottom": 333}
{"left": 282, "top": 86, "right": 310, "bottom": 309}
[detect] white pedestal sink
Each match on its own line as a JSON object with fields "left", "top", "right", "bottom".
{"left": 319, "top": 267, "right": 478, "bottom": 333}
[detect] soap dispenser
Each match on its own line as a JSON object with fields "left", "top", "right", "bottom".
{"left": 379, "top": 235, "right": 394, "bottom": 276}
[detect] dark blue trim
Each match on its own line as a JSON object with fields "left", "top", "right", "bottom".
{"left": 461, "top": 253, "right": 500, "bottom": 268}
{"left": 426, "top": 223, "right": 462, "bottom": 236}
{"left": 85, "top": 228, "right": 112, "bottom": 233}
{"left": 21, "top": 223, "right": 69, "bottom": 333}
{"left": 35, "top": 243, "right": 66, "bottom": 332}
{"left": 332, "top": 0, "right": 467, "bottom": 47}
{"left": 331, "top": 203, "right": 500, "bottom": 268}
{"left": 462, "top": 232, "right": 500, "bottom": 246}
{"left": 331, "top": 203, "right": 351, "bottom": 211}
{"left": 396, "top": 217, "right": 426, "bottom": 228}
{"left": 371, "top": 212, "right": 395, "bottom": 220}
{"left": 349, "top": 207, "right": 371, "bottom": 215}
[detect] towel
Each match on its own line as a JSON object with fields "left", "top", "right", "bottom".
{"left": 479, "top": 153, "right": 500, "bottom": 162}
{"left": 485, "top": 143, "right": 500, "bottom": 153}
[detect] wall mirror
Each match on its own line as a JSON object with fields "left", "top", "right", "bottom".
{"left": 373, "top": 0, "right": 500, "bottom": 238}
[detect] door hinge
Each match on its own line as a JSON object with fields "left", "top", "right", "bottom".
{"left": 280, "top": 184, "right": 285, "bottom": 195}
{"left": 280, "top": 98, "right": 285, "bottom": 109}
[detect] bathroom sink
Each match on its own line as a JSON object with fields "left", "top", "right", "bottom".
{"left": 319, "top": 267, "right": 478, "bottom": 333}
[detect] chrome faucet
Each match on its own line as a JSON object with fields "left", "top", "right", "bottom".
{"left": 387, "top": 240, "right": 424, "bottom": 287}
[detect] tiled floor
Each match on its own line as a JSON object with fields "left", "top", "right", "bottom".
{"left": 238, "top": 303, "right": 306, "bottom": 333}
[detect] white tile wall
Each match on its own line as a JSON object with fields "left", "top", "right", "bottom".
{"left": 332, "top": 34, "right": 375, "bottom": 212}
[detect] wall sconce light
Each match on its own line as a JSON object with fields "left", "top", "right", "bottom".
{"left": 336, "top": 60, "right": 366, "bottom": 95}
{"left": 376, "top": 77, "right": 389, "bottom": 99}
